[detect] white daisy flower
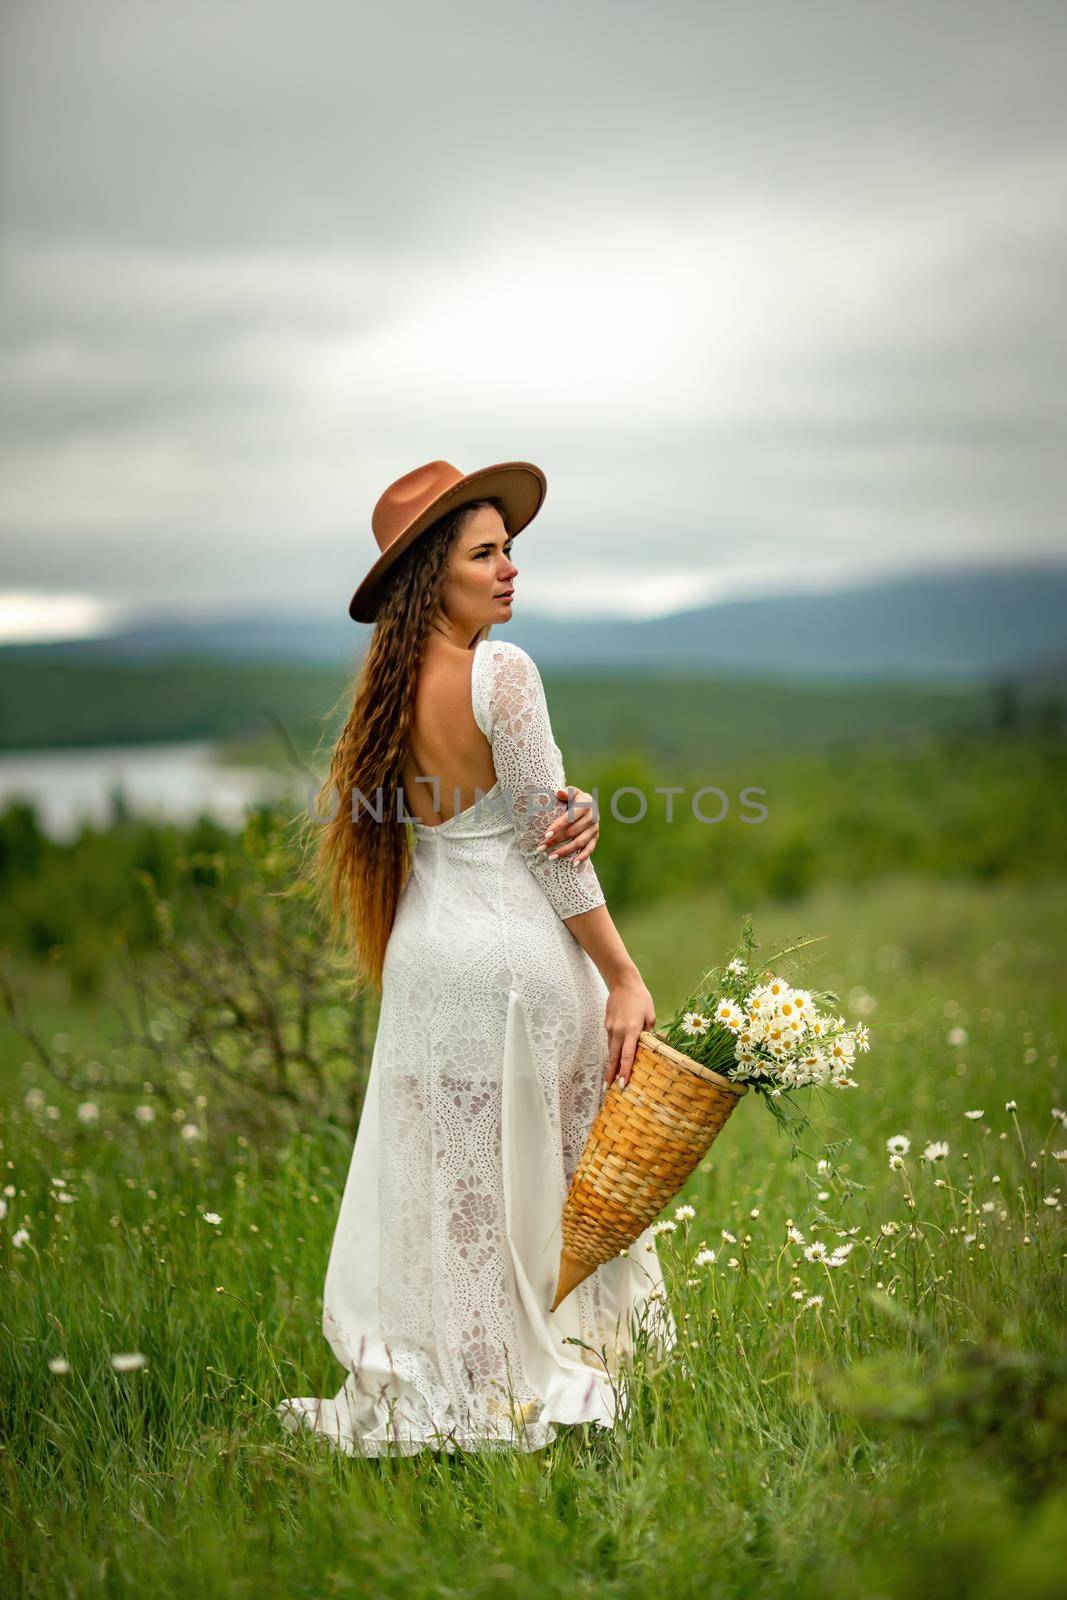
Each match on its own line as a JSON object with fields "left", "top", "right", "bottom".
{"left": 804, "top": 1240, "right": 828, "bottom": 1262}
{"left": 721, "top": 1229, "right": 736, "bottom": 1243}
{"left": 947, "top": 1027, "right": 968, "bottom": 1047}
{"left": 694, "top": 1247, "right": 716, "bottom": 1266}
{"left": 787, "top": 1225, "right": 805, "bottom": 1245}
{"left": 805, "top": 1294, "right": 824, "bottom": 1309}
{"left": 110, "top": 1352, "right": 147, "bottom": 1372}
{"left": 1052, "top": 1150, "right": 1067, "bottom": 1163}
{"left": 180, "top": 1123, "right": 200, "bottom": 1142}
{"left": 76, "top": 1102, "right": 100, "bottom": 1124}
{"left": 726, "top": 958, "right": 747, "bottom": 976}
{"left": 922, "top": 1140, "right": 950, "bottom": 1162}
{"left": 1005, "top": 1100, "right": 1017, "bottom": 1112}
{"left": 674, "top": 1203, "right": 696, "bottom": 1221}
{"left": 886, "top": 1134, "right": 911, "bottom": 1155}
{"left": 48, "top": 1356, "right": 71, "bottom": 1374}
{"left": 202, "top": 1212, "right": 222, "bottom": 1226}
{"left": 853, "top": 1021, "right": 871, "bottom": 1051}
{"left": 12, "top": 1227, "right": 30, "bottom": 1248}
{"left": 681, "top": 1011, "right": 710, "bottom": 1036}
{"left": 714, "top": 999, "right": 745, "bottom": 1034}
{"left": 1044, "top": 1195, "right": 1061, "bottom": 1209}
{"left": 889, "top": 1154, "right": 904, "bottom": 1171}
{"left": 963, "top": 1110, "right": 985, "bottom": 1120}
{"left": 135, "top": 1105, "right": 156, "bottom": 1124}
{"left": 828, "top": 1242, "right": 854, "bottom": 1265}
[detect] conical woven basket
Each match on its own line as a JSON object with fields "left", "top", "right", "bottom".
{"left": 550, "top": 1029, "right": 748, "bottom": 1311}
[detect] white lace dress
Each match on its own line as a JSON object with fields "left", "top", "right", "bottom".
{"left": 277, "top": 637, "right": 677, "bottom": 1456}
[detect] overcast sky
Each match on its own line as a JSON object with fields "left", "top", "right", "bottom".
{"left": 1, "top": 0, "right": 1065, "bottom": 639}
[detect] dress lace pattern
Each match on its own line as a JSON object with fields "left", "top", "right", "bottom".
{"left": 277, "top": 639, "right": 676, "bottom": 1456}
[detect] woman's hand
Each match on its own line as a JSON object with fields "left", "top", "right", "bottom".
{"left": 537, "top": 786, "right": 599, "bottom": 863}
{"left": 603, "top": 972, "right": 656, "bottom": 1090}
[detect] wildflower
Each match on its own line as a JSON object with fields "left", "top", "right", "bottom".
{"left": 726, "top": 958, "right": 747, "bottom": 976}
{"left": 787, "top": 1225, "right": 805, "bottom": 1245}
{"left": 12, "top": 1227, "right": 30, "bottom": 1248}
{"left": 880, "top": 1222, "right": 900, "bottom": 1236}
{"left": 714, "top": 999, "right": 745, "bottom": 1034}
{"left": 727, "top": 1257, "right": 740, "bottom": 1269}
{"left": 681, "top": 1012, "right": 710, "bottom": 1037}
{"left": 180, "top": 1123, "right": 200, "bottom": 1142}
{"left": 0, "top": 1199, "right": 5, "bottom": 1220}
{"left": 947, "top": 1027, "right": 968, "bottom": 1047}
{"left": 964, "top": 1109, "right": 984, "bottom": 1120}
{"left": 650, "top": 1219, "right": 677, "bottom": 1234}
{"left": 109, "top": 1352, "right": 147, "bottom": 1372}
{"left": 76, "top": 1102, "right": 100, "bottom": 1124}
{"left": 202, "top": 1212, "right": 222, "bottom": 1226}
{"left": 853, "top": 1021, "right": 871, "bottom": 1051}
{"left": 791, "top": 1289, "right": 804, "bottom": 1300}
{"left": 721, "top": 1228, "right": 736, "bottom": 1243}
{"left": 1005, "top": 1100, "right": 1017, "bottom": 1112}
{"left": 805, "top": 1294, "right": 824, "bottom": 1309}
{"left": 48, "top": 1356, "right": 70, "bottom": 1374}
{"left": 980, "top": 1201, "right": 996, "bottom": 1213}
{"left": 25, "top": 1087, "right": 45, "bottom": 1109}
{"left": 135, "top": 1105, "right": 156, "bottom": 1124}
{"left": 828, "top": 1242, "right": 854, "bottom": 1265}
{"left": 887, "top": 1134, "right": 911, "bottom": 1155}
{"left": 1044, "top": 1195, "right": 1061, "bottom": 1209}
{"left": 922, "top": 1140, "right": 950, "bottom": 1162}
{"left": 1052, "top": 1150, "right": 1067, "bottom": 1163}
{"left": 57, "top": 1192, "right": 76, "bottom": 1205}
{"left": 674, "top": 1203, "right": 696, "bottom": 1221}
{"left": 889, "top": 1154, "right": 904, "bottom": 1171}
{"left": 816, "top": 1158, "right": 829, "bottom": 1174}
{"left": 804, "top": 1241, "right": 828, "bottom": 1262}
{"left": 694, "top": 1247, "right": 716, "bottom": 1266}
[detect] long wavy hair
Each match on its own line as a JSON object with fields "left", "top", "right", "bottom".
{"left": 306, "top": 494, "right": 508, "bottom": 993}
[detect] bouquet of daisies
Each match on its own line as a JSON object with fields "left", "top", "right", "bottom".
{"left": 659, "top": 914, "right": 871, "bottom": 1137}
{"left": 550, "top": 914, "right": 874, "bottom": 1310}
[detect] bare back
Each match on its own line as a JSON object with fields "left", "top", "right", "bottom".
{"left": 400, "top": 641, "right": 498, "bottom": 827}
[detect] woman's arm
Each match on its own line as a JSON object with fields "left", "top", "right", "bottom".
{"left": 484, "top": 641, "right": 607, "bottom": 919}
{"left": 484, "top": 641, "right": 654, "bottom": 1085}
{"left": 557, "top": 901, "right": 656, "bottom": 1089}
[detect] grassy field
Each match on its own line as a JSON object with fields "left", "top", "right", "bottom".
{"left": 2, "top": 869, "right": 1065, "bottom": 1598}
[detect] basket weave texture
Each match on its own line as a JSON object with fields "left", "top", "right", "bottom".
{"left": 550, "top": 1028, "right": 747, "bottom": 1311}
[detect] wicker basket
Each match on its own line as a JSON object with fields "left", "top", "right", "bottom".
{"left": 550, "top": 1028, "right": 748, "bottom": 1311}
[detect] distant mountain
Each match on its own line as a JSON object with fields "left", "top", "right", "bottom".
{"left": 4, "top": 562, "right": 1067, "bottom": 682}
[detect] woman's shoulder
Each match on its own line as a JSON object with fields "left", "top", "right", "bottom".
{"left": 480, "top": 637, "right": 538, "bottom": 673}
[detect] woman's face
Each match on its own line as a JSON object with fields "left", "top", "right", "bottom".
{"left": 439, "top": 504, "right": 518, "bottom": 633}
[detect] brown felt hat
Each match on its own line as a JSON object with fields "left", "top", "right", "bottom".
{"left": 348, "top": 458, "right": 547, "bottom": 623}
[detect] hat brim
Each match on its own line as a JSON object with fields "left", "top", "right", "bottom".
{"left": 347, "top": 460, "right": 547, "bottom": 623}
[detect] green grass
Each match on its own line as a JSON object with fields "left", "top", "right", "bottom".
{"left": 2, "top": 874, "right": 1065, "bottom": 1598}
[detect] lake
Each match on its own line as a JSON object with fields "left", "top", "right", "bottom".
{"left": 0, "top": 741, "right": 304, "bottom": 840}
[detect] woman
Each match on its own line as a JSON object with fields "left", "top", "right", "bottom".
{"left": 277, "top": 458, "right": 677, "bottom": 1457}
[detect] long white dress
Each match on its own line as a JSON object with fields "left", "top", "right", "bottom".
{"left": 277, "top": 637, "right": 677, "bottom": 1456}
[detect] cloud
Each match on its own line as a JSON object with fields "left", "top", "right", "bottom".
{"left": 1, "top": 0, "right": 1064, "bottom": 623}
